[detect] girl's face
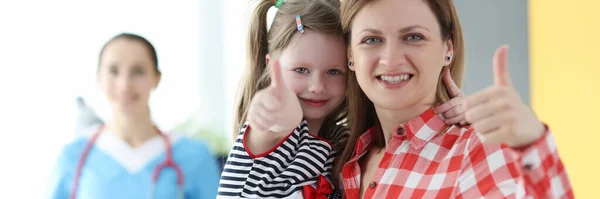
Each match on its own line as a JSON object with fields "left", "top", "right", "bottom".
{"left": 272, "top": 30, "right": 347, "bottom": 122}
{"left": 348, "top": 0, "right": 454, "bottom": 111}
{"left": 97, "top": 39, "right": 160, "bottom": 116}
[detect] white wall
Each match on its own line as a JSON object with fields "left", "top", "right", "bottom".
{"left": 0, "top": 0, "right": 216, "bottom": 197}
{"left": 222, "top": 1, "right": 275, "bottom": 140}
{"left": 454, "top": 0, "right": 530, "bottom": 103}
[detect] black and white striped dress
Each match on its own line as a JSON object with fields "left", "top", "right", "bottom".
{"left": 217, "top": 120, "right": 347, "bottom": 199}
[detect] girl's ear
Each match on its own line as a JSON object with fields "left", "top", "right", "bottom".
{"left": 347, "top": 49, "right": 355, "bottom": 71}
{"left": 265, "top": 54, "right": 271, "bottom": 65}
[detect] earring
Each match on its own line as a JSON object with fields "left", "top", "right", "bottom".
{"left": 445, "top": 56, "right": 452, "bottom": 62}
{"left": 348, "top": 61, "right": 353, "bottom": 67}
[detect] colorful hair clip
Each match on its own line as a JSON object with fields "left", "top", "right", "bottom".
{"left": 275, "top": 0, "right": 284, "bottom": 8}
{"left": 296, "top": 14, "right": 304, "bottom": 33}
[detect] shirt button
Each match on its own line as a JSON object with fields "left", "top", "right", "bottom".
{"left": 369, "top": 181, "right": 377, "bottom": 188}
{"left": 524, "top": 164, "right": 533, "bottom": 171}
{"left": 396, "top": 128, "right": 406, "bottom": 136}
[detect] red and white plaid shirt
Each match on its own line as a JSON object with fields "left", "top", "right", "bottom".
{"left": 341, "top": 109, "right": 573, "bottom": 199}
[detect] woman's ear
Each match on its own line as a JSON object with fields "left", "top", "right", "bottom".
{"left": 153, "top": 73, "right": 161, "bottom": 89}
{"left": 443, "top": 39, "right": 454, "bottom": 66}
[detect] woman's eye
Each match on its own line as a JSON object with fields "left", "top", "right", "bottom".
{"left": 406, "top": 34, "right": 423, "bottom": 41}
{"left": 133, "top": 69, "right": 145, "bottom": 76}
{"left": 109, "top": 67, "right": 118, "bottom": 76}
{"left": 327, "top": 69, "right": 340, "bottom": 75}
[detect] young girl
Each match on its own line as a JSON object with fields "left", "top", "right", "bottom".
{"left": 218, "top": 0, "right": 468, "bottom": 198}
{"left": 218, "top": 0, "right": 348, "bottom": 198}
{"left": 48, "top": 33, "right": 220, "bottom": 199}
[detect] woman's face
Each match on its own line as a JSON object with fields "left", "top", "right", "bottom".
{"left": 97, "top": 39, "right": 160, "bottom": 116}
{"left": 348, "top": 0, "right": 453, "bottom": 111}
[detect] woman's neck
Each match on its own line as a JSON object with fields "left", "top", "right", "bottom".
{"left": 305, "top": 118, "right": 325, "bottom": 137}
{"left": 108, "top": 108, "right": 157, "bottom": 148}
{"left": 375, "top": 103, "right": 432, "bottom": 147}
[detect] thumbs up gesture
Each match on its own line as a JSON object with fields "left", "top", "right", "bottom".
{"left": 247, "top": 60, "right": 303, "bottom": 135}
{"left": 464, "top": 46, "right": 545, "bottom": 147}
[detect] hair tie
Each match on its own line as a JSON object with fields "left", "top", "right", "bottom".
{"left": 275, "top": 0, "right": 284, "bottom": 8}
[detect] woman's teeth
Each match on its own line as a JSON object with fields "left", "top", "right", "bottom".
{"left": 380, "top": 74, "right": 411, "bottom": 84}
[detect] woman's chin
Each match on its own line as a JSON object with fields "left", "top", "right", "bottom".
{"left": 371, "top": 98, "right": 424, "bottom": 113}
{"left": 113, "top": 104, "right": 141, "bottom": 115}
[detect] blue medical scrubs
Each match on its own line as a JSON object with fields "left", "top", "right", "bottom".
{"left": 48, "top": 129, "right": 219, "bottom": 199}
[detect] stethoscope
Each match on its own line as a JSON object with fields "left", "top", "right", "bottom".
{"left": 69, "top": 125, "right": 185, "bottom": 199}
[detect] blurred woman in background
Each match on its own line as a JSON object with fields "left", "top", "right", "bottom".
{"left": 48, "top": 33, "right": 219, "bottom": 199}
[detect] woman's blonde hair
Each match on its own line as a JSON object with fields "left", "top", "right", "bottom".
{"left": 336, "top": 0, "right": 465, "bottom": 174}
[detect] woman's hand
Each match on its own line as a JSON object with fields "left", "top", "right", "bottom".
{"left": 434, "top": 68, "right": 468, "bottom": 126}
{"left": 464, "top": 46, "right": 545, "bottom": 147}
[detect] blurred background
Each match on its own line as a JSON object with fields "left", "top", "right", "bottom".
{"left": 0, "top": 0, "right": 597, "bottom": 198}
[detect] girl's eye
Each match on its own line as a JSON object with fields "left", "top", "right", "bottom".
{"left": 295, "top": 68, "right": 308, "bottom": 74}
{"left": 362, "top": 37, "right": 381, "bottom": 44}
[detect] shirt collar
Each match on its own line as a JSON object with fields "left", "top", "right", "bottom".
{"left": 354, "top": 108, "right": 449, "bottom": 156}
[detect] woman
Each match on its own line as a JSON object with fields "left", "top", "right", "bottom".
{"left": 48, "top": 33, "right": 219, "bottom": 199}
{"left": 337, "top": 0, "right": 573, "bottom": 198}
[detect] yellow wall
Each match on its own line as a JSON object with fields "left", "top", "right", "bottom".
{"left": 529, "top": 0, "right": 600, "bottom": 198}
